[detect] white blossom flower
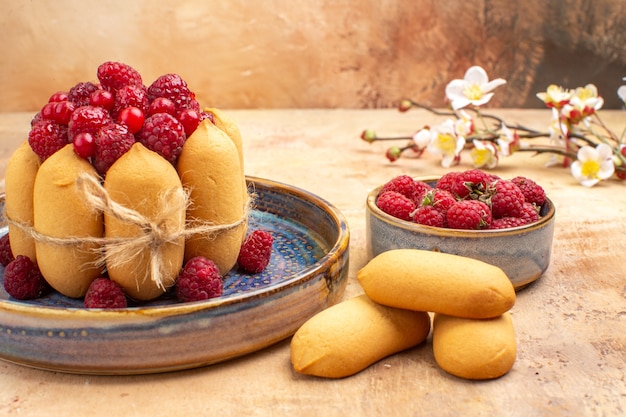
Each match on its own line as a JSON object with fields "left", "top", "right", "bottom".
{"left": 445, "top": 66, "right": 507, "bottom": 110}
{"left": 536, "top": 84, "right": 572, "bottom": 108}
{"left": 496, "top": 125, "right": 517, "bottom": 157}
{"left": 453, "top": 110, "right": 475, "bottom": 137}
{"left": 562, "top": 84, "right": 604, "bottom": 125}
{"left": 471, "top": 140, "right": 498, "bottom": 169}
{"left": 412, "top": 128, "right": 432, "bottom": 149}
{"left": 427, "top": 119, "right": 465, "bottom": 168}
{"left": 570, "top": 143, "right": 615, "bottom": 187}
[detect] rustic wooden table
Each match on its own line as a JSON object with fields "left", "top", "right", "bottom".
{"left": 0, "top": 109, "right": 624, "bottom": 417}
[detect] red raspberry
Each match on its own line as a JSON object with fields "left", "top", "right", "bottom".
{"left": 447, "top": 200, "right": 492, "bottom": 230}
{"left": 147, "top": 74, "right": 197, "bottom": 112}
{"left": 3, "top": 255, "right": 50, "bottom": 300}
{"left": 110, "top": 84, "right": 149, "bottom": 119}
{"left": 490, "top": 180, "right": 525, "bottom": 218}
{"left": 380, "top": 175, "right": 419, "bottom": 199}
{"left": 137, "top": 113, "right": 186, "bottom": 164}
{"left": 237, "top": 230, "right": 274, "bottom": 273}
{"left": 490, "top": 217, "right": 528, "bottom": 229}
{"left": 67, "top": 81, "right": 100, "bottom": 107}
{"left": 97, "top": 61, "right": 143, "bottom": 92}
{"left": 511, "top": 176, "right": 546, "bottom": 206}
{"left": 376, "top": 190, "right": 417, "bottom": 221}
{"left": 84, "top": 277, "right": 128, "bottom": 308}
{"left": 93, "top": 123, "right": 136, "bottom": 175}
{"left": 450, "top": 169, "right": 492, "bottom": 199}
{"left": 199, "top": 111, "right": 215, "bottom": 124}
{"left": 0, "top": 234, "right": 14, "bottom": 266}
{"left": 435, "top": 171, "right": 460, "bottom": 193}
{"left": 31, "top": 112, "right": 44, "bottom": 127}
{"left": 176, "top": 257, "right": 223, "bottom": 302}
{"left": 68, "top": 105, "right": 113, "bottom": 141}
{"left": 519, "top": 202, "right": 540, "bottom": 223}
{"left": 28, "top": 119, "right": 69, "bottom": 160}
{"left": 420, "top": 188, "right": 456, "bottom": 215}
{"left": 412, "top": 205, "right": 446, "bottom": 227}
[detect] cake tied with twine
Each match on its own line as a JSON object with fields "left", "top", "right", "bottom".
{"left": 3, "top": 62, "right": 249, "bottom": 301}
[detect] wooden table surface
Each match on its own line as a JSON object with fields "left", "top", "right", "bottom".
{"left": 0, "top": 109, "right": 625, "bottom": 417}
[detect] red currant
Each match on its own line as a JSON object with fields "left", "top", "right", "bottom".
{"left": 40, "top": 102, "right": 57, "bottom": 120}
{"left": 72, "top": 132, "right": 96, "bottom": 159}
{"left": 117, "top": 106, "right": 145, "bottom": 134}
{"left": 89, "top": 89, "right": 114, "bottom": 110}
{"left": 48, "top": 91, "right": 68, "bottom": 103}
{"left": 178, "top": 108, "right": 201, "bottom": 136}
{"left": 149, "top": 97, "right": 176, "bottom": 116}
{"left": 53, "top": 101, "right": 75, "bottom": 125}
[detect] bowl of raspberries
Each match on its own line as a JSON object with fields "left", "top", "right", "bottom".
{"left": 366, "top": 169, "right": 555, "bottom": 290}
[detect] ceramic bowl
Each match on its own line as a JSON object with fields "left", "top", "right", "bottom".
{"left": 0, "top": 176, "right": 350, "bottom": 375}
{"left": 365, "top": 177, "right": 555, "bottom": 290}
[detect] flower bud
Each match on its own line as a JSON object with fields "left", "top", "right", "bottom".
{"left": 361, "top": 129, "right": 377, "bottom": 143}
{"left": 398, "top": 100, "right": 413, "bottom": 112}
{"left": 386, "top": 146, "right": 402, "bottom": 162}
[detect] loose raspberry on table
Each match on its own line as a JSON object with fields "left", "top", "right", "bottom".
{"left": 3, "top": 255, "right": 50, "bottom": 300}
{"left": 93, "top": 123, "right": 136, "bottom": 175}
{"left": 67, "top": 81, "right": 99, "bottom": 107}
{"left": 412, "top": 205, "right": 446, "bottom": 227}
{"left": 84, "top": 277, "right": 128, "bottom": 308}
{"left": 137, "top": 113, "right": 186, "bottom": 164}
{"left": 511, "top": 176, "right": 546, "bottom": 206}
{"left": 490, "top": 179, "right": 526, "bottom": 218}
{"left": 67, "top": 105, "right": 113, "bottom": 141}
{"left": 147, "top": 73, "right": 198, "bottom": 112}
{"left": 28, "top": 119, "right": 69, "bottom": 160}
{"left": 376, "top": 190, "right": 417, "bottom": 222}
{"left": 0, "top": 234, "right": 14, "bottom": 266}
{"left": 237, "top": 230, "right": 274, "bottom": 274}
{"left": 176, "top": 257, "right": 223, "bottom": 302}
{"left": 97, "top": 61, "right": 143, "bottom": 92}
{"left": 446, "top": 200, "right": 492, "bottom": 230}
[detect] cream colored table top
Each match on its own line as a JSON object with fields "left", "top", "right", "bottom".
{"left": 0, "top": 109, "right": 625, "bottom": 417}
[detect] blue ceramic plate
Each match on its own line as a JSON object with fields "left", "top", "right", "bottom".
{"left": 0, "top": 176, "right": 350, "bottom": 375}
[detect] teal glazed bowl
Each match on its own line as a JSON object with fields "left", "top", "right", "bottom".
{"left": 366, "top": 177, "right": 555, "bottom": 290}
{"left": 0, "top": 176, "right": 350, "bottom": 375}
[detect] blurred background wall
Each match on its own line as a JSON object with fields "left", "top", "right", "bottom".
{"left": 1, "top": 0, "right": 625, "bottom": 112}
